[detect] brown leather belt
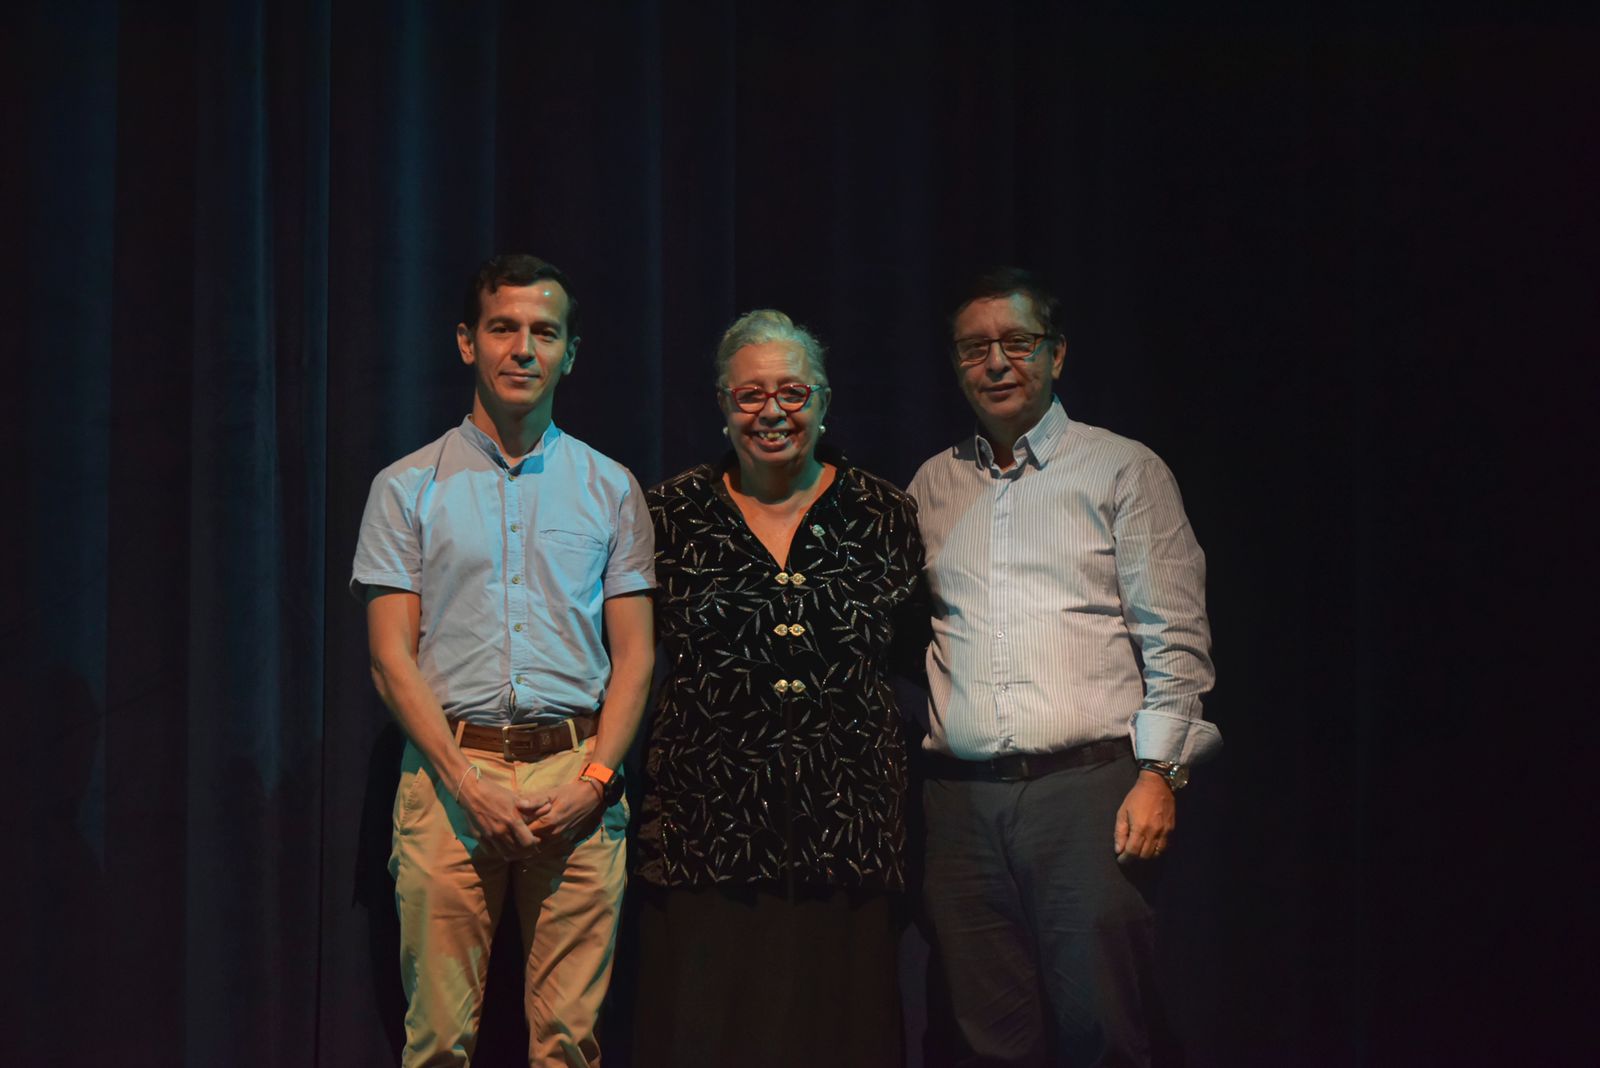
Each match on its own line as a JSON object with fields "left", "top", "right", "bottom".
{"left": 921, "top": 738, "right": 1129, "bottom": 783}
{"left": 453, "top": 713, "right": 598, "bottom": 762}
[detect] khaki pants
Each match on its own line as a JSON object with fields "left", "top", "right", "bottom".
{"left": 390, "top": 735, "right": 628, "bottom": 1067}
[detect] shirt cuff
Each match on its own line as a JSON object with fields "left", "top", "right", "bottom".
{"left": 602, "top": 573, "right": 655, "bottom": 599}
{"left": 349, "top": 570, "right": 419, "bottom": 601}
{"left": 1131, "top": 709, "right": 1222, "bottom": 766}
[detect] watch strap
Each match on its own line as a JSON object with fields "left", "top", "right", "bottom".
{"left": 1137, "top": 759, "right": 1189, "bottom": 791}
{"left": 579, "top": 762, "right": 624, "bottom": 805}
{"left": 580, "top": 761, "right": 616, "bottom": 785}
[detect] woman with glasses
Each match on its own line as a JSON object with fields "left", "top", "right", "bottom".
{"left": 632, "top": 309, "right": 926, "bottom": 1067}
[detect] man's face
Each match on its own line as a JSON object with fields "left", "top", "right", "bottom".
{"left": 457, "top": 280, "right": 577, "bottom": 419}
{"left": 952, "top": 291, "right": 1065, "bottom": 439}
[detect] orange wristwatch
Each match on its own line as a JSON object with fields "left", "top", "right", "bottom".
{"left": 579, "top": 761, "right": 623, "bottom": 805}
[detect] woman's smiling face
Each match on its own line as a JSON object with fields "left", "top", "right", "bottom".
{"left": 720, "top": 340, "right": 829, "bottom": 471}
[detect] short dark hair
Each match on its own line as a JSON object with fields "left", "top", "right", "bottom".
{"left": 948, "top": 266, "right": 1063, "bottom": 341}
{"left": 461, "top": 253, "right": 580, "bottom": 336}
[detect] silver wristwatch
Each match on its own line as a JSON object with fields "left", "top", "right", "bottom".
{"left": 1137, "top": 759, "right": 1189, "bottom": 792}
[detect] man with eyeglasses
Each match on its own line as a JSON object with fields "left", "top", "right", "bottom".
{"left": 352, "top": 253, "right": 654, "bottom": 1066}
{"left": 908, "top": 267, "right": 1218, "bottom": 1066}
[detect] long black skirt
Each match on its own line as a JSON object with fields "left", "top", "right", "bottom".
{"left": 631, "top": 882, "right": 903, "bottom": 1068}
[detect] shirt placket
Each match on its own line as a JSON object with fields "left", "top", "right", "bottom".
{"left": 505, "top": 463, "right": 534, "bottom": 715}
{"left": 990, "top": 469, "right": 1014, "bottom": 751}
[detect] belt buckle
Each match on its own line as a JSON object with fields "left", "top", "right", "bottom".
{"left": 498, "top": 720, "right": 580, "bottom": 762}
{"left": 994, "top": 754, "right": 1028, "bottom": 782}
{"left": 501, "top": 722, "right": 541, "bottom": 761}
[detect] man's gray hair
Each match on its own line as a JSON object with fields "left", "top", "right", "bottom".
{"left": 713, "top": 309, "right": 830, "bottom": 387}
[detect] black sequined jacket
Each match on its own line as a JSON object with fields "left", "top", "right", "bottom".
{"left": 635, "top": 453, "right": 927, "bottom": 890}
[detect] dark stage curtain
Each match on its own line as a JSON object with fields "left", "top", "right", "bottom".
{"left": 4, "top": 2, "right": 1593, "bottom": 1065}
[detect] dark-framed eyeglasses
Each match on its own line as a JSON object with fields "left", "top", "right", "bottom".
{"left": 720, "top": 383, "right": 826, "bottom": 412}
{"left": 953, "top": 332, "right": 1053, "bottom": 366}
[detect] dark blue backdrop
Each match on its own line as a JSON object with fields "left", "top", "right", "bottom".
{"left": 4, "top": 1, "right": 1593, "bottom": 1065}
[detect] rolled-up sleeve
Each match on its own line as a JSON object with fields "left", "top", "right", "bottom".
{"left": 350, "top": 469, "right": 422, "bottom": 599}
{"left": 603, "top": 469, "right": 656, "bottom": 598}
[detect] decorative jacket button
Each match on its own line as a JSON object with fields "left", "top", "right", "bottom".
{"left": 810, "top": 524, "right": 824, "bottom": 537}
{"left": 776, "top": 572, "right": 791, "bottom": 585}
{"left": 790, "top": 679, "right": 807, "bottom": 694}
{"left": 790, "top": 573, "right": 806, "bottom": 586}
{"left": 790, "top": 624, "right": 806, "bottom": 636}
{"left": 773, "top": 623, "right": 789, "bottom": 637}
{"left": 773, "top": 679, "right": 791, "bottom": 694}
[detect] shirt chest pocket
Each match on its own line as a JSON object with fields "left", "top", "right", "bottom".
{"left": 532, "top": 528, "right": 608, "bottom": 599}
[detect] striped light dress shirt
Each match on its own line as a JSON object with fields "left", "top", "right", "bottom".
{"left": 907, "top": 399, "right": 1219, "bottom": 764}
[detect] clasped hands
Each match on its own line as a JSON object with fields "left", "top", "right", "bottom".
{"left": 458, "top": 774, "right": 605, "bottom": 859}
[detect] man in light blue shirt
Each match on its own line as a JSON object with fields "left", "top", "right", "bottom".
{"left": 909, "top": 267, "right": 1218, "bottom": 1067}
{"left": 352, "top": 254, "right": 653, "bottom": 1067}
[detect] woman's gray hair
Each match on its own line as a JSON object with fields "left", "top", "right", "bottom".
{"left": 713, "top": 309, "right": 830, "bottom": 388}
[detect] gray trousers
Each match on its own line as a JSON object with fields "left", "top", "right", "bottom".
{"left": 921, "top": 748, "right": 1160, "bottom": 1067}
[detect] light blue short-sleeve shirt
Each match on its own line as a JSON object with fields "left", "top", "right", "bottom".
{"left": 351, "top": 417, "right": 654, "bottom": 726}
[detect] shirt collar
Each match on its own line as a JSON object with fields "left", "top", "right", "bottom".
{"left": 458, "top": 415, "right": 562, "bottom": 471}
{"left": 970, "top": 397, "right": 1069, "bottom": 471}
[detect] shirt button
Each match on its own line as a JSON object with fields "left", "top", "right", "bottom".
{"left": 790, "top": 573, "right": 806, "bottom": 586}
{"left": 510, "top": 523, "right": 520, "bottom": 532}
{"left": 776, "top": 572, "right": 790, "bottom": 585}
{"left": 995, "top": 630, "right": 1004, "bottom": 639}
{"left": 508, "top": 474, "right": 517, "bottom": 482}
{"left": 512, "top": 575, "right": 522, "bottom": 585}
{"left": 515, "top": 674, "right": 526, "bottom": 685}
{"left": 773, "top": 679, "right": 790, "bottom": 694}
{"left": 514, "top": 623, "right": 524, "bottom": 633}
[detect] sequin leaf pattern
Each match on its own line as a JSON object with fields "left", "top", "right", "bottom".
{"left": 636, "top": 457, "right": 926, "bottom": 890}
